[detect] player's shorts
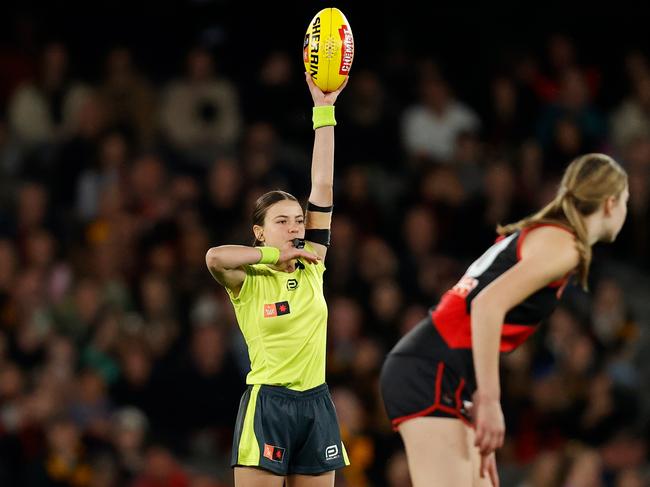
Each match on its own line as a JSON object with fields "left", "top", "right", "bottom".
{"left": 380, "top": 318, "right": 475, "bottom": 429}
{"left": 231, "top": 383, "right": 350, "bottom": 475}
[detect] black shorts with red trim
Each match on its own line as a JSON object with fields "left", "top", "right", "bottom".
{"left": 379, "top": 317, "right": 476, "bottom": 429}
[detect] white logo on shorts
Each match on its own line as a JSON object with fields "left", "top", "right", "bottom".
{"left": 325, "top": 444, "right": 340, "bottom": 460}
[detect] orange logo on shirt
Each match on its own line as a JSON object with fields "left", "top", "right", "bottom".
{"left": 263, "top": 302, "right": 291, "bottom": 318}
{"left": 264, "top": 304, "right": 277, "bottom": 317}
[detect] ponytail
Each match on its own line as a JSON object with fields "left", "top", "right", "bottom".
{"left": 498, "top": 154, "right": 627, "bottom": 290}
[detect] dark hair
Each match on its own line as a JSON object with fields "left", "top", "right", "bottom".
{"left": 252, "top": 190, "right": 300, "bottom": 246}
{"left": 498, "top": 153, "right": 627, "bottom": 289}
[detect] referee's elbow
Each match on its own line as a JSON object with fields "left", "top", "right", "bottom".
{"left": 205, "top": 247, "right": 221, "bottom": 269}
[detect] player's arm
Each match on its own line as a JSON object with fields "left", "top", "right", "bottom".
{"left": 304, "top": 74, "right": 348, "bottom": 260}
{"left": 471, "top": 227, "right": 579, "bottom": 455}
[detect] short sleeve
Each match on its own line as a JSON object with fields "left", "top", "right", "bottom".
{"left": 225, "top": 265, "right": 256, "bottom": 305}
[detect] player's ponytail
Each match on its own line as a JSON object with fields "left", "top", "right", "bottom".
{"left": 557, "top": 189, "right": 592, "bottom": 290}
{"left": 498, "top": 154, "right": 627, "bottom": 289}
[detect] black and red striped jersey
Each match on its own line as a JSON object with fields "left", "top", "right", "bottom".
{"left": 431, "top": 223, "right": 573, "bottom": 353}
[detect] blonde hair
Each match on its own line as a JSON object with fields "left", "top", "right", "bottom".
{"left": 498, "top": 153, "right": 627, "bottom": 289}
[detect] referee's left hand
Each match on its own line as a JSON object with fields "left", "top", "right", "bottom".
{"left": 306, "top": 72, "right": 348, "bottom": 106}
{"left": 277, "top": 242, "right": 321, "bottom": 266}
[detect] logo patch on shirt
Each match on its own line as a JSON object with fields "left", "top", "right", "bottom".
{"left": 286, "top": 278, "right": 299, "bottom": 291}
{"left": 263, "top": 443, "right": 285, "bottom": 462}
{"left": 263, "top": 301, "right": 291, "bottom": 318}
{"left": 451, "top": 276, "right": 478, "bottom": 297}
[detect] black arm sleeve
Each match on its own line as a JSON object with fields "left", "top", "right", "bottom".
{"left": 305, "top": 228, "right": 331, "bottom": 247}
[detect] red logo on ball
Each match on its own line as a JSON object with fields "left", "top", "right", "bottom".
{"left": 338, "top": 25, "right": 353, "bottom": 75}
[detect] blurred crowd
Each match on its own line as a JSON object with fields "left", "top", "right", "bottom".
{"left": 0, "top": 15, "right": 649, "bottom": 487}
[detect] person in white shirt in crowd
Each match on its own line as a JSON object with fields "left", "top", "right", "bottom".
{"left": 401, "top": 68, "right": 480, "bottom": 164}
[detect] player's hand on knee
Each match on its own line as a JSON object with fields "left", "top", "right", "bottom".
{"left": 472, "top": 392, "right": 505, "bottom": 455}
{"left": 480, "top": 452, "right": 499, "bottom": 487}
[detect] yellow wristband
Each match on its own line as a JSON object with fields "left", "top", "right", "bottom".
{"left": 312, "top": 105, "right": 337, "bottom": 130}
{"left": 256, "top": 246, "right": 280, "bottom": 264}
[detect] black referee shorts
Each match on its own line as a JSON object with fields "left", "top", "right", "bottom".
{"left": 231, "top": 383, "right": 350, "bottom": 475}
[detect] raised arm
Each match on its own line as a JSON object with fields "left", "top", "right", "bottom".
{"left": 304, "top": 74, "right": 347, "bottom": 260}
{"left": 470, "top": 227, "right": 579, "bottom": 457}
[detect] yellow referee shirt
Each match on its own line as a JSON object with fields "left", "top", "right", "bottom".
{"left": 226, "top": 242, "right": 328, "bottom": 391}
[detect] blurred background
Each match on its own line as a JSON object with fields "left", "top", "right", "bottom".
{"left": 0, "top": 2, "right": 649, "bottom": 486}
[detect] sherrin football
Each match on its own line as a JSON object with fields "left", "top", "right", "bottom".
{"left": 303, "top": 8, "right": 354, "bottom": 92}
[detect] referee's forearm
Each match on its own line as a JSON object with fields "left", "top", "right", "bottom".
{"left": 206, "top": 245, "right": 262, "bottom": 271}
{"left": 309, "top": 126, "right": 334, "bottom": 206}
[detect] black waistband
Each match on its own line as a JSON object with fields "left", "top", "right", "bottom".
{"left": 257, "top": 383, "right": 329, "bottom": 399}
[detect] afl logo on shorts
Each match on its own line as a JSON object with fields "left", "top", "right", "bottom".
{"left": 325, "top": 444, "right": 340, "bottom": 460}
{"left": 263, "top": 443, "right": 285, "bottom": 463}
{"left": 286, "top": 278, "right": 298, "bottom": 291}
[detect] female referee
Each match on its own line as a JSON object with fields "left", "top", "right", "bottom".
{"left": 380, "top": 154, "right": 628, "bottom": 487}
{"left": 205, "top": 73, "right": 348, "bottom": 487}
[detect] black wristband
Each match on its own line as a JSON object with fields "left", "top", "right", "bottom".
{"left": 306, "top": 201, "right": 333, "bottom": 213}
